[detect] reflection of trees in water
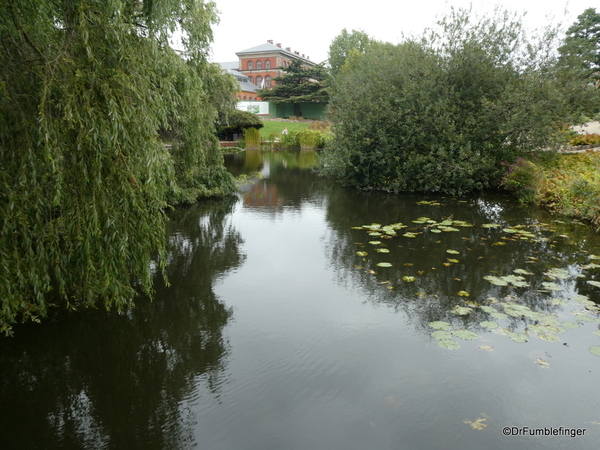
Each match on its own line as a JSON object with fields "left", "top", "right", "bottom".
{"left": 0, "top": 198, "right": 244, "bottom": 450}
{"left": 323, "top": 188, "right": 600, "bottom": 339}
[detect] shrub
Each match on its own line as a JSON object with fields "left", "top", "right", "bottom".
{"left": 569, "top": 134, "right": 600, "bottom": 146}
{"left": 501, "top": 157, "right": 541, "bottom": 203}
{"left": 243, "top": 127, "right": 261, "bottom": 148}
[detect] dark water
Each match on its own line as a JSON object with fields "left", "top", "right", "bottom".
{"left": 2, "top": 149, "right": 600, "bottom": 450}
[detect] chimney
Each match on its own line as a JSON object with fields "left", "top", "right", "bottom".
{"left": 286, "top": 47, "right": 291, "bottom": 51}
{"left": 295, "top": 51, "right": 299, "bottom": 55}
{"left": 307, "top": 56, "right": 310, "bottom": 60}
{"left": 267, "top": 40, "right": 273, "bottom": 44}
{"left": 302, "top": 54, "right": 305, "bottom": 58}
{"left": 276, "top": 43, "right": 281, "bottom": 47}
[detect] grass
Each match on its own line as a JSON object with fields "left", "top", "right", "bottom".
{"left": 259, "top": 120, "right": 311, "bottom": 138}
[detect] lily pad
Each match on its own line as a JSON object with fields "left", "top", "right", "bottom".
{"left": 480, "top": 306, "right": 497, "bottom": 314}
{"left": 541, "top": 282, "right": 563, "bottom": 291}
{"left": 447, "top": 258, "right": 460, "bottom": 263}
{"left": 402, "top": 276, "right": 416, "bottom": 282}
{"left": 376, "top": 262, "right": 392, "bottom": 268}
{"left": 429, "top": 321, "right": 452, "bottom": 330}
{"left": 446, "top": 250, "right": 460, "bottom": 254}
{"left": 452, "top": 329, "right": 478, "bottom": 340}
{"left": 544, "top": 268, "right": 569, "bottom": 280}
{"left": 587, "top": 280, "right": 600, "bottom": 288}
{"left": 482, "top": 223, "right": 501, "bottom": 228}
{"left": 561, "top": 322, "right": 579, "bottom": 329}
{"left": 431, "top": 330, "right": 452, "bottom": 340}
{"left": 457, "top": 291, "right": 470, "bottom": 297}
{"left": 490, "top": 312, "right": 509, "bottom": 320}
{"left": 535, "top": 358, "right": 550, "bottom": 368}
{"left": 509, "top": 333, "right": 529, "bottom": 343}
{"left": 356, "top": 251, "right": 368, "bottom": 257}
{"left": 590, "top": 346, "right": 600, "bottom": 356}
{"left": 437, "top": 340, "right": 460, "bottom": 349}
{"left": 368, "top": 241, "right": 382, "bottom": 245}
{"left": 376, "top": 248, "right": 390, "bottom": 253}
{"left": 480, "top": 321, "right": 499, "bottom": 329}
{"left": 402, "top": 233, "right": 418, "bottom": 238}
{"left": 451, "top": 306, "right": 473, "bottom": 315}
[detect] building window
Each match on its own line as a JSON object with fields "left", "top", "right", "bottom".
{"left": 265, "top": 76, "right": 271, "bottom": 87}
{"left": 265, "top": 60, "right": 271, "bottom": 69}
{"left": 247, "top": 61, "right": 253, "bottom": 70}
{"left": 256, "top": 76, "right": 263, "bottom": 87}
{"left": 256, "top": 60, "right": 262, "bottom": 69}
{"left": 249, "top": 76, "right": 254, "bottom": 84}
{"left": 243, "top": 96, "right": 246, "bottom": 101}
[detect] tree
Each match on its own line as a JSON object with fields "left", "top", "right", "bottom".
{"left": 216, "top": 109, "right": 263, "bottom": 140}
{"left": 319, "top": 8, "right": 599, "bottom": 195}
{"left": 328, "top": 28, "right": 374, "bottom": 78}
{"left": 0, "top": 0, "right": 236, "bottom": 334}
{"left": 558, "top": 8, "right": 600, "bottom": 84}
{"left": 257, "top": 60, "right": 328, "bottom": 117}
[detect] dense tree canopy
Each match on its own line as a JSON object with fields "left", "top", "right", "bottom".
{"left": 328, "top": 28, "right": 374, "bottom": 78}
{"left": 0, "top": 0, "right": 237, "bottom": 334}
{"left": 257, "top": 60, "right": 328, "bottom": 117}
{"left": 558, "top": 8, "right": 600, "bottom": 83}
{"left": 319, "top": 8, "right": 599, "bottom": 195}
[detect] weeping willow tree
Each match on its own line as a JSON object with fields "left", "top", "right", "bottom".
{"left": 0, "top": 0, "right": 237, "bottom": 334}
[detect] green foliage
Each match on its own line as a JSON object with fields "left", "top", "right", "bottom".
{"left": 569, "top": 133, "right": 600, "bottom": 146}
{"left": 257, "top": 60, "right": 329, "bottom": 117}
{"left": 243, "top": 127, "right": 261, "bottom": 148}
{"left": 328, "top": 29, "right": 374, "bottom": 78}
{"left": 502, "top": 153, "right": 600, "bottom": 229}
{"left": 216, "top": 109, "right": 263, "bottom": 139}
{"left": 297, "top": 130, "right": 328, "bottom": 149}
{"left": 0, "top": 0, "right": 236, "bottom": 334}
{"left": 320, "top": 8, "right": 599, "bottom": 195}
{"left": 558, "top": 8, "right": 600, "bottom": 83}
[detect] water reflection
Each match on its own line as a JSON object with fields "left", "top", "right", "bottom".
{"left": 0, "top": 198, "right": 244, "bottom": 450}
{"left": 323, "top": 190, "right": 600, "bottom": 348}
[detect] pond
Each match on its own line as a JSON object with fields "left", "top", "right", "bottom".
{"left": 2, "top": 149, "right": 600, "bottom": 450}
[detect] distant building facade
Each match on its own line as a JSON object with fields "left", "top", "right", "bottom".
{"left": 220, "top": 40, "right": 317, "bottom": 100}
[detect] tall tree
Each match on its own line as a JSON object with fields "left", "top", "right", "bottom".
{"left": 257, "top": 60, "right": 328, "bottom": 117}
{"left": 0, "top": 0, "right": 236, "bottom": 334}
{"left": 328, "top": 29, "right": 374, "bottom": 78}
{"left": 558, "top": 8, "right": 600, "bottom": 83}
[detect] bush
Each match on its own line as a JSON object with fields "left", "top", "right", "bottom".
{"left": 319, "top": 8, "right": 599, "bottom": 195}
{"left": 501, "top": 157, "right": 541, "bottom": 203}
{"left": 243, "top": 127, "right": 261, "bottom": 148}
{"left": 569, "top": 133, "right": 600, "bottom": 146}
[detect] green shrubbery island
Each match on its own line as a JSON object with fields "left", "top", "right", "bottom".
{"left": 319, "top": 8, "right": 599, "bottom": 195}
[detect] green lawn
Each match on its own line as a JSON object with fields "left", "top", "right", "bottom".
{"left": 260, "top": 120, "right": 311, "bottom": 138}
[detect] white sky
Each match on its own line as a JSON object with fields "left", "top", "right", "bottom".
{"left": 209, "top": 0, "right": 594, "bottom": 64}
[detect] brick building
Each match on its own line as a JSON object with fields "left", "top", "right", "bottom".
{"left": 221, "top": 40, "right": 316, "bottom": 94}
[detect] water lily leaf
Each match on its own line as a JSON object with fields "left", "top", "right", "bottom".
{"left": 491, "top": 242, "right": 506, "bottom": 246}
{"left": 356, "top": 251, "right": 368, "bottom": 257}
{"left": 429, "top": 321, "right": 452, "bottom": 330}
{"left": 503, "top": 228, "right": 517, "bottom": 233}
{"left": 544, "top": 268, "right": 570, "bottom": 280}
{"left": 451, "top": 306, "right": 473, "bottom": 315}
{"left": 490, "top": 312, "right": 509, "bottom": 320}
{"left": 452, "top": 329, "right": 478, "bottom": 340}
{"left": 446, "top": 250, "right": 460, "bottom": 254}
{"left": 368, "top": 232, "right": 382, "bottom": 236}
{"left": 592, "top": 330, "right": 600, "bottom": 337}
{"left": 402, "top": 233, "right": 417, "bottom": 238}
{"left": 587, "top": 280, "right": 600, "bottom": 288}
{"left": 368, "top": 241, "right": 381, "bottom": 245}
{"left": 457, "top": 291, "right": 470, "bottom": 297}
{"left": 402, "top": 276, "right": 416, "bottom": 282}
{"left": 537, "top": 333, "right": 560, "bottom": 342}
{"left": 376, "top": 248, "right": 390, "bottom": 253}
{"left": 513, "top": 269, "right": 534, "bottom": 275}
{"left": 463, "top": 418, "right": 487, "bottom": 430}
{"left": 535, "top": 358, "right": 550, "bottom": 368}
{"left": 412, "top": 220, "right": 426, "bottom": 224}
{"left": 437, "top": 339, "right": 460, "bottom": 349}
{"left": 589, "top": 255, "right": 600, "bottom": 260}
{"left": 480, "top": 306, "right": 496, "bottom": 314}
{"left": 582, "top": 264, "right": 600, "bottom": 270}
{"left": 483, "top": 276, "right": 508, "bottom": 286}
{"left": 478, "top": 346, "right": 494, "bottom": 351}
{"left": 509, "top": 333, "right": 529, "bottom": 343}
{"left": 447, "top": 258, "right": 460, "bottom": 263}
{"left": 441, "top": 227, "right": 460, "bottom": 232}
{"left": 480, "top": 321, "right": 499, "bottom": 329}
{"left": 542, "top": 282, "right": 563, "bottom": 291}
{"left": 482, "top": 223, "right": 501, "bottom": 228}
{"left": 376, "top": 262, "right": 392, "bottom": 267}
{"left": 430, "top": 229, "right": 442, "bottom": 233}
{"left": 561, "top": 322, "right": 579, "bottom": 329}
{"left": 432, "top": 330, "right": 452, "bottom": 340}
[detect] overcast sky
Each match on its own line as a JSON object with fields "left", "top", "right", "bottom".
{"left": 208, "top": 0, "right": 594, "bottom": 64}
